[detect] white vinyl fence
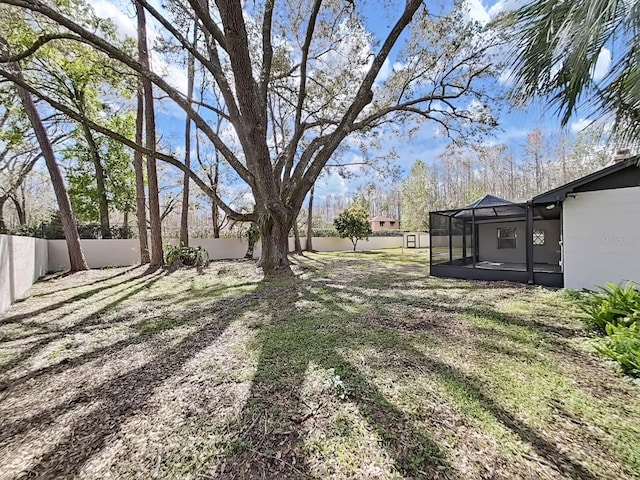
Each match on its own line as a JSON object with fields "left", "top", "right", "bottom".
{"left": 0, "top": 235, "right": 48, "bottom": 314}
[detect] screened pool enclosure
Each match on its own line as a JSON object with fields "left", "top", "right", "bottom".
{"left": 429, "top": 195, "right": 563, "bottom": 287}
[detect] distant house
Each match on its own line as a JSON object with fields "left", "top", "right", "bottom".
{"left": 370, "top": 215, "right": 400, "bottom": 232}
{"left": 429, "top": 155, "right": 640, "bottom": 289}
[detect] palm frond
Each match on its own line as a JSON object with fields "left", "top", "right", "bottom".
{"left": 506, "top": 0, "right": 639, "bottom": 139}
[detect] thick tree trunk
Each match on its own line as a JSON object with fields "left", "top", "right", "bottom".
{"left": 80, "top": 120, "right": 111, "bottom": 239}
{"left": 179, "top": 23, "right": 196, "bottom": 247}
{"left": 257, "top": 215, "right": 291, "bottom": 273}
{"left": 9, "top": 57, "right": 88, "bottom": 271}
{"left": 305, "top": 185, "right": 315, "bottom": 251}
{"left": 134, "top": 84, "right": 150, "bottom": 263}
{"left": 137, "top": 2, "right": 163, "bottom": 267}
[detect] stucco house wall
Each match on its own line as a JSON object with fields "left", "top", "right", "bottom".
{"left": 562, "top": 186, "right": 640, "bottom": 289}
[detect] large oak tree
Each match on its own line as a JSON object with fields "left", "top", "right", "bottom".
{"left": 0, "top": 0, "right": 501, "bottom": 274}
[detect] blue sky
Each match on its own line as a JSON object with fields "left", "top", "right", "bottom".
{"left": 90, "top": 0, "right": 613, "bottom": 204}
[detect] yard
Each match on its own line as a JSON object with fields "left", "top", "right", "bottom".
{"left": 1, "top": 249, "right": 639, "bottom": 479}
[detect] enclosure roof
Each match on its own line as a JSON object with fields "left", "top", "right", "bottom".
{"left": 464, "top": 195, "right": 515, "bottom": 209}
{"left": 432, "top": 195, "right": 526, "bottom": 220}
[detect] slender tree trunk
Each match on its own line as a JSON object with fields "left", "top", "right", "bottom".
{"left": 18, "top": 185, "right": 27, "bottom": 225}
{"left": 79, "top": 120, "right": 111, "bottom": 238}
{"left": 10, "top": 195, "right": 25, "bottom": 225}
{"left": 137, "top": 2, "right": 163, "bottom": 267}
{"left": 0, "top": 196, "right": 6, "bottom": 231}
{"left": 179, "top": 23, "right": 197, "bottom": 247}
{"left": 7, "top": 52, "right": 87, "bottom": 270}
{"left": 212, "top": 203, "right": 220, "bottom": 238}
{"left": 134, "top": 84, "right": 150, "bottom": 263}
{"left": 245, "top": 236, "right": 255, "bottom": 258}
{"left": 305, "top": 185, "right": 314, "bottom": 251}
{"left": 122, "top": 209, "right": 129, "bottom": 238}
{"left": 212, "top": 149, "right": 221, "bottom": 238}
{"left": 293, "top": 221, "right": 302, "bottom": 253}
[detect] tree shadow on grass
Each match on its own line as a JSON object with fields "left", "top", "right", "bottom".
{"left": 220, "top": 280, "right": 451, "bottom": 479}
{"left": 0, "top": 270, "right": 168, "bottom": 379}
{"left": 28, "top": 266, "right": 140, "bottom": 298}
{"left": 19, "top": 319, "right": 234, "bottom": 478}
{"left": 220, "top": 269, "right": 603, "bottom": 479}
{"left": 388, "top": 346, "right": 599, "bottom": 480}
{"left": 9, "top": 279, "right": 272, "bottom": 479}
{"left": 0, "top": 266, "right": 161, "bottom": 325}
{"left": 0, "top": 257, "right": 607, "bottom": 479}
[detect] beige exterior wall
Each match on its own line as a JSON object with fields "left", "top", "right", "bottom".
{"left": 0, "top": 235, "right": 48, "bottom": 314}
{"left": 563, "top": 187, "right": 640, "bottom": 289}
{"left": 478, "top": 221, "right": 526, "bottom": 263}
{"left": 370, "top": 217, "right": 401, "bottom": 232}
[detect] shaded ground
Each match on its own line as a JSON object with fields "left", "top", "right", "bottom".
{"left": 1, "top": 249, "right": 639, "bottom": 479}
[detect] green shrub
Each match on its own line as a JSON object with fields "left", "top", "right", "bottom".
{"left": 334, "top": 206, "right": 372, "bottom": 251}
{"left": 596, "top": 322, "right": 640, "bottom": 376}
{"left": 578, "top": 282, "right": 640, "bottom": 334}
{"left": 165, "top": 245, "right": 210, "bottom": 269}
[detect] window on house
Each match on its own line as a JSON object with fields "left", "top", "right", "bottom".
{"left": 390, "top": 221, "right": 395, "bottom": 226}
{"left": 379, "top": 221, "right": 385, "bottom": 227}
{"left": 533, "top": 230, "right": 545, "bottom": 246}
{"left": 497, "top": 227, "right": 517, "bottom": 249}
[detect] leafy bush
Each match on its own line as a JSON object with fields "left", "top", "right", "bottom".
{"left": 578, "top": 282, "right": 640, "bottom": 376}
{"left": 164, "top": 245, "right": 210, "bottom": 269}
{"left": 596, "top": 322, "right": 640, "bottom": 376}
{"left": 579, "top": 282, "right": 640, "bottom": 334}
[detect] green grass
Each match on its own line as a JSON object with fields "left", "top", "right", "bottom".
{"left": 0, "top": 251, "right": 639, "bottom": 479}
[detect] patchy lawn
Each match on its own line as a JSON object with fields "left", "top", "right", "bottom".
{"left": 1, "top": 249, "right": 639, "bottom": 479}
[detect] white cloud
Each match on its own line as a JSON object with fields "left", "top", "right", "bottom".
{"left": 465, "top": 0, "right": 491, "bottom": 25}
{"left": 315, "top": 171, "right": 350, "bottom": 200}
{"left": 488, "top": 0, "right": 529, "bottom": 17}
{"left": 591, "top": 48, "right": 611, "bottom": 82}
{"left": 150, "top": 52, "right": 189, "bottom": 95}
{"left": 91, "top": 0, "right": 137, "bottom": 39}
{"left": 570, "top": 118, "right": 592, "bottom": 133}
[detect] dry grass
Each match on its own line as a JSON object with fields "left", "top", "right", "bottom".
{"left": 1, "top": 249, "right": 639, "bottom": 479}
